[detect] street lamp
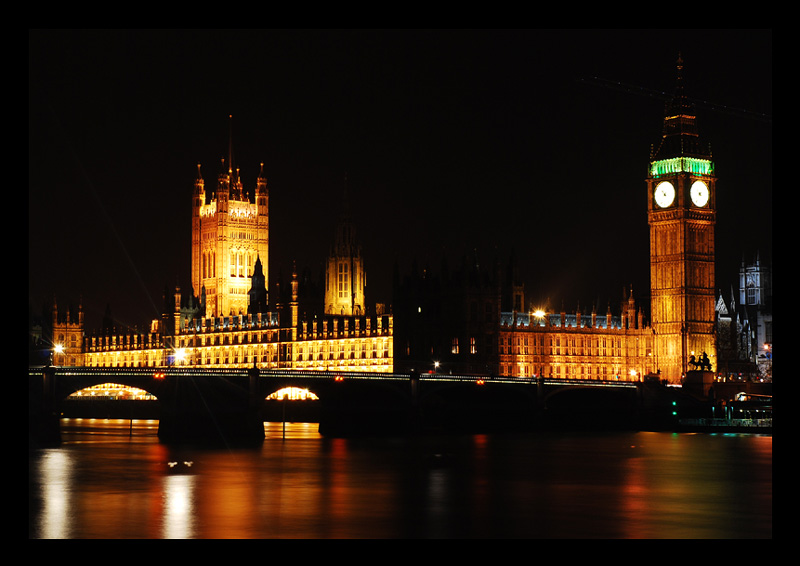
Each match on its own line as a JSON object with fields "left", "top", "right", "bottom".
{"left": 52, "top": 343, "right": 64, "bottom": 366}
{"left": 174, "top": 348, "right": 187, "bottom": 365}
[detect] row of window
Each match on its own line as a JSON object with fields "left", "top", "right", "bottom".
{"left": 448, "top": 334, "right": 651, "bottom": 357}
{"left": 500, "top": 363, "right": 635, "bottom": 380}
{"left": 199, "top": 248, "right": 261, "bottom": 279}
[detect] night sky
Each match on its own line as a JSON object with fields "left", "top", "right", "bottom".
{"left": 29, "top": 29, "right": 772, "bottom": 332}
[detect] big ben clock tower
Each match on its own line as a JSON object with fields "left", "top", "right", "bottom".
{"left": 647, "top": 55, "right": 717, "bottom": 382}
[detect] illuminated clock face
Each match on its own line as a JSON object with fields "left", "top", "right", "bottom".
{"left": 654, "top": 181, "right": 675, "bottom": 208}
{"left": 690, "top": 180, "right": 710, "bottom": 207}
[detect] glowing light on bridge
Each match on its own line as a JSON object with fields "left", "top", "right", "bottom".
{"left": 68, "top": 383, "right": 155, "bottom": 400}
{"left": 266, "top": 387, "right": 320, "bottom": 401}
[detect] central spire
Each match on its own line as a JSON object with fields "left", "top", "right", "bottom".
{"left": 651, "top": 54, "right": 711, "bottom": 161}
{"left": 228, "top": 114, "right": 235, "bottom": 175}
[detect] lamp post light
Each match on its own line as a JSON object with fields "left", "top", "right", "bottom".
{"left": 52, "top": 343, "right": 64, "bottom": 366}
{"left": 174, "top": 348, "right": 187, "bottom": 366}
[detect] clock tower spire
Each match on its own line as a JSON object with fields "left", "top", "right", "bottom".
{"left": 647, "top": 55, "right": 717, "bottom": 382}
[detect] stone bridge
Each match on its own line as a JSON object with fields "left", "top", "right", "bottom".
{"left": 29, "top": 366, "right": 656, "bottom": 444}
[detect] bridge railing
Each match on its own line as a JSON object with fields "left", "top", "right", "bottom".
{"left": 29, "top": 366, "right": 641, "bottom": 389}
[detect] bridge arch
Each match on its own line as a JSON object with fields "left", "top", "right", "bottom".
{"left": 265, "top": 387, "right": 319, "bottom": 401}
{"left": 49, "top": 370, "right": 167, "bottom": 402}
{"left": 65, "top": 381, "right": 158, "bottom": 400}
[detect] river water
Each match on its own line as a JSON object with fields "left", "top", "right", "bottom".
{"left": 29, "top": 419, "right": 771, "bottom": 539}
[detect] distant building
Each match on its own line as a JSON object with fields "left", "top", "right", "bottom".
{"left": 740, "top": 252, "right": 772, "bottom": 378}
{"left": 715, "top": 287, "right": 756, "bottom": 378}
{"left": 392, "top": 255, "right": 503, "bottom": 375}
{"left": 715, "top": 253, "right": 772, "bottom": 380}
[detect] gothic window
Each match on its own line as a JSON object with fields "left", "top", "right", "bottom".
{"left": 338, "top": 263, "right": 349, "bottom": 299}
{"left": 747, "top": 285, "right": 757, "bottom": 305}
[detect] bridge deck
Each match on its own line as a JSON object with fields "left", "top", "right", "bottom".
{"left": 29, "top": 366, "right": 640, "bottom": 388}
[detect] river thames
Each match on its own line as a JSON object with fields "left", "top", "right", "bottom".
{"left": 29, "top": 419, "right": 771, "bottom": 539}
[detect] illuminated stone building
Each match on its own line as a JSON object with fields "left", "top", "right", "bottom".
{"left": 82, "top": 139, "right": 392, "bottom": 372}
{"left": 49, "top": 298, "right": 86, "bottom": 367}
{"left": 324, "top": 191, "right": 366, "bottom": 316}
{"left": 497, "top": 293, "right": 655, "bottom": 380}
{"left": 646, "top": 55, "right": 717, "bottom": 381}
{"left": 191, "top": 150, "right": 269, "bottom": 318}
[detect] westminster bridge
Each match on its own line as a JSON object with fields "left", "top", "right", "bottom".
{"left": 29, "top": 366, "right": 684, "bottom": 445}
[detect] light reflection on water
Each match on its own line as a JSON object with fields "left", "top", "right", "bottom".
{"left": 29, "top": 419, "right": 772, "bottom": 539}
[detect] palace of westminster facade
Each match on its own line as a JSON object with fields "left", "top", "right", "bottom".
{"left": 39, "top": 59, "right": 770, "bottom": 383}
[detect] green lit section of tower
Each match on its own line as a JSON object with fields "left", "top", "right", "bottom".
{"left": 650, "top": 156, "right": 714, "bottom": 177}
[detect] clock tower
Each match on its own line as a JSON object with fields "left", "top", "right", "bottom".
{"left": 647, "top": 55, "right": 717, "bottom": 382}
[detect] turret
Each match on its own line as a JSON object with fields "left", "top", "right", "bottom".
{"left": 291, "top": 262, "right": 299, "bottom": 340}
{"left": 248, "top": 256, "right": 269, "bottom": 315}
{"left": 325, "top": 183, "right": 365, "bottom": 315}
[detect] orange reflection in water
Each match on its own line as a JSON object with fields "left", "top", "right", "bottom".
{"left": 618, "top": 432, "right": 772, "bottom": 538}
{"left": 34, "top": 422, "right": 771, "bottom": 539}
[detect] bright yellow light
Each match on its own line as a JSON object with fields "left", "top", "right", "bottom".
{"left": 68, "top": 383, "right": 154, "bottom": 399}
{"left": 174, "top": 348, "right": 186, "bottom": 362}
{"left": 533, "top": 310, "right": 545, "bottom": 318}
{"left": 266, "top": 387, "right": 319, "bottom": 401}
{"left": 54, "top": 344, "right": 64, "bottom": 354}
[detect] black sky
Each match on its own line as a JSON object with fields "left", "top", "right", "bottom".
{"left": 29, "top": 29, "right": 772, "bottom": 332}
